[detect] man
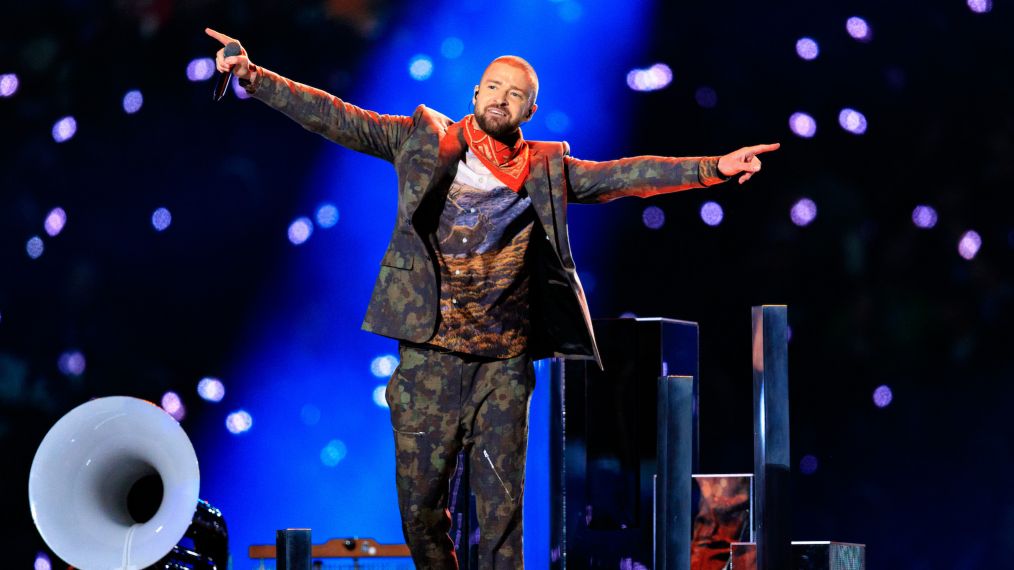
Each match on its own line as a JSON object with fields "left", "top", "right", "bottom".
{"left": 206, "top": 27, "right": 778, "bottom": 569}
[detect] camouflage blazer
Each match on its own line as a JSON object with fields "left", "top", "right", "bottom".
{"left": 247, "top": 67, "right": 728, "bottom": 367}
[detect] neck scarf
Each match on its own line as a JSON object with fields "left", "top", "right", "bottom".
{"left": 461, "top": 115, "right": 531, "bottom": 192}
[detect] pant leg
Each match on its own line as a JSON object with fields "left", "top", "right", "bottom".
{"left": 462, "top": 353, "right": 534, "bottom": 569}
{"left": 387, "top": 345, "right": 464, "bottom": 570}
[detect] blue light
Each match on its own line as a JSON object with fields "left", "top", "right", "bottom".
{"left": 558, "top": 1, "right": 584, "bottom": 22}
{"left": 700, "top": 201, "right": 724, "bottom": 226}
{"left": 34, "top": 552, "right": 51, "bottom": 570}
{"left": 52, "top": 116, "right": 77, "bottom": 143}
{"left": 301, "top": 404, "right": 322, "bottom": 426}
{"left": 789, "top": 112, "right": 817, "bottom": 138}
{"left": 440, "top": 37, "right": 464, "bottom": 59}
{"left": 316, "top": 203, "right": 340, "bottom": 228}
{"left": 0, "top": 73, "right": 19, "bottom": 97}
{"left": 226, "top": 410, "right": 253, "bottom": 434}
{"left": 186, "top": 57, "right": 215, "bottom": 81}
{"left": 26, "top": 236, "right": 44, "bottom": 259}
{"left": 197, "top": 377, "right": 226, "bottom": 402}
{"left": 408, "top": 55, "right": 434, "bottom": 81}
{"left": 694, "top": 86, "right": 717, "bottom": 109}
{"left": 839, "top": 108, "right": 868, "bottom": 135}
{"left": 796, "top": 37, "right": 819, "bottom": 60}
{"left": 873, "top": 385, "right": 893, "bottom": 408}
{"left": 58, "top": 350, "right": 86, "bottom": 376}
{"left": 123, "top": 90, "right": 143, "bottom": 114}
{"left": 288, "top": 217, "right": 314, "bottom": 245}
{"left": 373, "top": 385, "right": 389, "bottom": 409}
{"left": 152, "top": 207, "right": 172, "bottom": 231}
{"left": 321, "top": 439, "right": 348, "bottom": 467}
{"left": 642, "top": 205, "right": 665, "bottom": 229}
{"left": 799, "top": 454, "right": 819, "bottom": 475}
{"left": 545, "top": 111, "right": 570, "bottom": 134}
{"left": 370, "top": 354, "right": 399, "bottom": 378}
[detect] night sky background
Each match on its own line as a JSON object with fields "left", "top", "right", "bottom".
{"left": 3, "top": 0, "right": 1013, "bottom": 568}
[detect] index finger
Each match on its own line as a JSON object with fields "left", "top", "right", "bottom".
{"left": 749, "top": 143, "right": 781, "bottom": 155}
{"left": 205, "top": 27, "right": 236, "bottom": 46}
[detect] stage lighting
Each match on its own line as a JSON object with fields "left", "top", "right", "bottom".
{"left": 838, "top": 108, "right": 867, "bottom": 135}
{"left": 288, "top": 217, "right": 314, "bottom": 245}
{"left": 226, "top": 410, "right": 253, "bottom": 434}
{"left": 0, "top": 73, "right": 18, "bottom": 97}
{"left": 197, "top": 377, "right": 226, "bottom": 402}
{"left": 912, "top": 205, "right": 938, "bottom": 229}
{"left": 695, "top": 86, "right": 718, "bottom": 109}
{"left": 152, "top": 207, "right": 172, "bottom": 231}
{"left": 372, "top": 385, "right": 389, "bottom": 409}
{"left": 316, "top": 203, "right": 339, "bottom": 228}
{"left": 873, "top": 385, "right": 893, "bottom": 408}
{"left": 58, "top": 350, "right": 86, "bottom": 376}
{"left": 408, "top": 55, "right": 434, "bottom": 81}
{"left": 321, "top": 439, "right": 348, "bottom": 467}
{"left": 795, "top": 37, "right": 819, "bottom": 60}
{"left": 967, "top": 0, "right": 992, "bottom": 13}
{"left": 52, "top": 116, "right": 77, "bottom": 143}
{"left": 162, "top": 391, "right": 186, "bottom": 421}
{"left": 846, "top": 17, "right": 872, "bottom": 42}
{"left": 44, "top": 207, "right": 66, "bottom": 237}
{"left": 231, "top": 75, "right": 251, "bottom": 99}
{"left": 789, "top": 112, "right": 817, "bottom": 138}
{"left": 370, "top": 354, "right": 399, "bottom": 378}
{"left": 790, "top": 198, "right": 818, "bottom": 226}
{"left": 546, "top": 111, "right": 571, "bottom": 134}
{"left": 26, "top": 236, "right": 44, "bottom": 259}
{"left": 441, "top": 37, "right": 464, "bottom": 59}
{"left": 186, "top": 58, "right": 215, "bottom": 81}
{"left": 799, "top": 454, "right": 819, "bottom": 475}
{"left": 958, "top": 230, "right": 982, "bottom": 260}
{"left": 123, "top": 90, "right": 143, "bottom": 114}
{"left": 700, "top": 201, "right": 724, "bottom": 226}
{"left": 301, "top": 404, "right": 322, "bottom": 425}
{"left": 642, "top": 205, "right": 665, "bottom": 229}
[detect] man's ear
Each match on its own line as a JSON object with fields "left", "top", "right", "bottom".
{"left": 524, "top": 103, "right": 538, "bottom": 122}
{"left": 473, "top": 85, "right": 479, "bottom": 104}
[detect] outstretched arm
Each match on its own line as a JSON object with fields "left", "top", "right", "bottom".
{"left": 564, "top": 143, "right": 780, "bottom": 204}
{"left": 206, "top": 28, "right": 413, "bottom": 163}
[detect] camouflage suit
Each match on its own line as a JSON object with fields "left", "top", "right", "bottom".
{"left": 243, "top": 65, "right": 728, "bottom": 568}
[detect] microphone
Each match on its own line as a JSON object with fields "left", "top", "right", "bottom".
{"left": 213, "top": 41, "right": 242, "bottom": 102}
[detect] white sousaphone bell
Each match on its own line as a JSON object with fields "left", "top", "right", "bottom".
{"left": 29, "top": 396, "right": 203, "bottom": 570}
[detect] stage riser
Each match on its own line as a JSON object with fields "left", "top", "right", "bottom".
{"left": 730, "top": 542, "right": 866, "bottom": 570}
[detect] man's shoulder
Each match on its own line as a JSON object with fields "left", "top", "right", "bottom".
{"left": 412, "top": 104, "right": 454, "bottom": 128}
{"left": 528, "top": 139, "right": 571, "bottom": 158}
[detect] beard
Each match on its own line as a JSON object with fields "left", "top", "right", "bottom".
{"left": 474, "top": 106, "right": 520, "bottom": 140}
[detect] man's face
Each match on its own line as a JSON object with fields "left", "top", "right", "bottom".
{"left": 472, "top": 62, "right": 538, "bottom": 139}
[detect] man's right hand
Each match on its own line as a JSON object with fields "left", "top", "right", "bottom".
{"left": 205, "top": 28, "right": 253, "bottom": 80}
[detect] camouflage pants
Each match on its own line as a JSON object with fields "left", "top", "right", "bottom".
{"left": 386, "top": 343, "right": 534, "bottom": 569}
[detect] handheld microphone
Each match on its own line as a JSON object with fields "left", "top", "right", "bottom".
{"left": 213, "top": 42, "right": 242, "bottom": 102}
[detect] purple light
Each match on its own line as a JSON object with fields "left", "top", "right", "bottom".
{"left": 799, "top": 454, "right": 819, "bottom": 475}
{"left": 186, "top": 57, "right": 215, "bottom": 82}
{"left": 846, "top": 17, "right": 872, "bottom": 41}
{"left": 52, "top": 116, "right": 77, "bottom": 143}
{"left": 320, "top": 439, "right": 348, "bottom": 467}
{"left": 0, "top": 73, "right": 18, "bottom": 97}
{"left": 795, "top": 37, "right": 820, "bottom": 60}
{"left": 789, "top": 112, "right": 817, "bottom": 138}
{"left": 226, "top": 410, "right": 253, "bottom": 434}
{"left": 316, "top": 203, "right": 339, "bottom": 228}
{"left": 790, "top": 198, "right": 818, "bottom": 226}
{"left": 873, "top": 385, "right": 893, "bottom": 408}
{"left": 642, "top": 205, "right": 666, "bottom": 230}
{"left": 700, "top": 201, "right": 724, "bottom": 226}
{"left": 958, "top": 230, "right": 982, "bottom": 260}
{"left": 619, "top": 311, "right": 637, "bottom": 318}
{"left": 161, "top": 391, "right": 186, "bottom": 421}
{"left": 839, "top": 108, "right": 868, "bottom": 134}
{"left": 230, "top": 75, "right": 250, "bottom": 100}
{"left": 967, "top": 0, "right": 992, "bottom": 13}
{"left": 197, "top": 377, "right": 226, "bottom": 402}
{"left": 371, "top": 354, "right": 399, "bottom": 378}
{"left": 152, "top": 207, "right": 172, "bottom": 231}
{"left": 34, "top": 552, "right": 52, "bottom": 570}
{"left": 912, "top": 205, "right": 938, "bottom": 229}
{"left": 122, "top": 90, "right": 143, "bottom": 114}
{"left": 58, "top": 350, "right": 86, "bottom": 376}
{"left": 694, "top": 86, "right": 718, "bottom": 109}
{"left": 26, "top": 236, "right": 44, "bottom": 259}
{"left": 408, "top": 55, "right": 434, "bottom": 81}
{"left": 44, "top": 207, "right": 67, "bottom": 236}
{"left": 373, "top": 385, "right": 389, "bottom": 408}
{"left": 626, "top": 63, "right": 673, "bottom": 92}
{"left": 288, "top": 216, "right": 314, "bottom": 245}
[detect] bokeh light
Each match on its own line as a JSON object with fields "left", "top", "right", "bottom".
{"left": 26, "top": 236, "right": 44, "bottom": 259}
{"left": 44, "top": 207, "right": 67, "bottom": 237}
{"left": 316, "top": 203, "right": 340, "bottom": 228}
{"left": 796, "top": 37, "right": 820, "bottom": 60}
{"left": 122, "top": 90, "right": 143, "bottom": 114}
{"left": 789, "top": 112, "right": 817, "bottom": 138}
{"left": 846, "top": 17, "right": 872, "bottom": 41}
{"left": 287, "top": 216, "right": 314, "bottom": 245}
{"left": 912, "top": 205, "right": 938, "bottom": 229}
{"left": 642, "top": 205, "right": 665, "bottom": 230}
{"left": 873, "top": 385, "right": 893, "bottom": 408}
{"left": 370, "top": 354, "right": 399, "bottom": 378}
{"left": 34, "top": 552, "right": 51, "bottom": 570}
{"left": 161, "top": 391, "right": 185, "bottom": 421}
{"left": 440, "top": 37, "right": 464, "bottom": 59}
{"left": 700, "top": 201, "right": 724, "bottom": 226}
{"left": 58, "top": 350, "right": 86, "bottom": 376}
{"left": 372, "top": 385, "right": 389, "bottom": 409}
{"left": 799, "top": 454, "right": 819, "bottom": 475}
{"left": 545, "top": 111, "right": 571, "bottom": 134}
{"left": 186, "top": 57, "right": 215, "bottom": 81}
{"left": 152, "top": 207, "right": 172, "bottom": 231}
{"left": 839, "top": 108, "right": 868, "bottom": 134}
{"left": 626, "top": 63, "right": 673, "bottom": 92}
{"left": 52, "top": 116, "right": 77, "bottom": 143}
{"left": 790, "top": 198, "right": 818, "bottom": 226}
{"left": 197, "top": 377, "right": 226, "bottom": 402}
{"left": 320, "top": 439, "right": 348, "bottom": 467}
{"left": 231, "top": 75, "right": 251, "bottom": 100}
{"left": 225, "top": 410, "right": 253, "bottom": 434}
{"left": 0, "top": 73, "right": 19, "bottom": 97}
{"left": 408, "top": 54, "right": 434, "bottom": 81}
{"left": 694, "top": 86, "right": 718, "bottom": 109}
{"left": 967, "top": 0, "right": 992, "bottom": 13}
{"left": 301, "top": 404, "right": 321, "bottom": 426}
{"left": 558, "top": 0, "right": 583, "bottom": 22}
{"left": 958, "top": 230, "right": 982, "bottom": 260}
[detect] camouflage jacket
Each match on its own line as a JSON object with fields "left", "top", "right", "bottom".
{"left": 246, "top": 67, "right": 729, "bottom": 368}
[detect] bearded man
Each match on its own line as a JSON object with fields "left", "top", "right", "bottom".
{"left": 207, "top": 27, "right": 778, "bottom": 569}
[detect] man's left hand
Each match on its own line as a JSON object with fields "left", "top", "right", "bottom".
{"left": 717, "top": 143, "right": 781, "bottom": 185}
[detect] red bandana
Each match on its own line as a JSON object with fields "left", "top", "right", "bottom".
{"left": 461, "top": 115, "right": 531, "bottom": 192}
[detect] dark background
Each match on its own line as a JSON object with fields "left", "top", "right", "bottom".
{"left": 3, "top": 0, "right": 1012, "bottom": 568}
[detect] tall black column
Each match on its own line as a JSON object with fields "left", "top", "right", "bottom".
{"left": 655, "top": 375, "right": 693, "bottom": 570}
{"left": 751, "top": 305, "right": 792, "bottom": 570}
